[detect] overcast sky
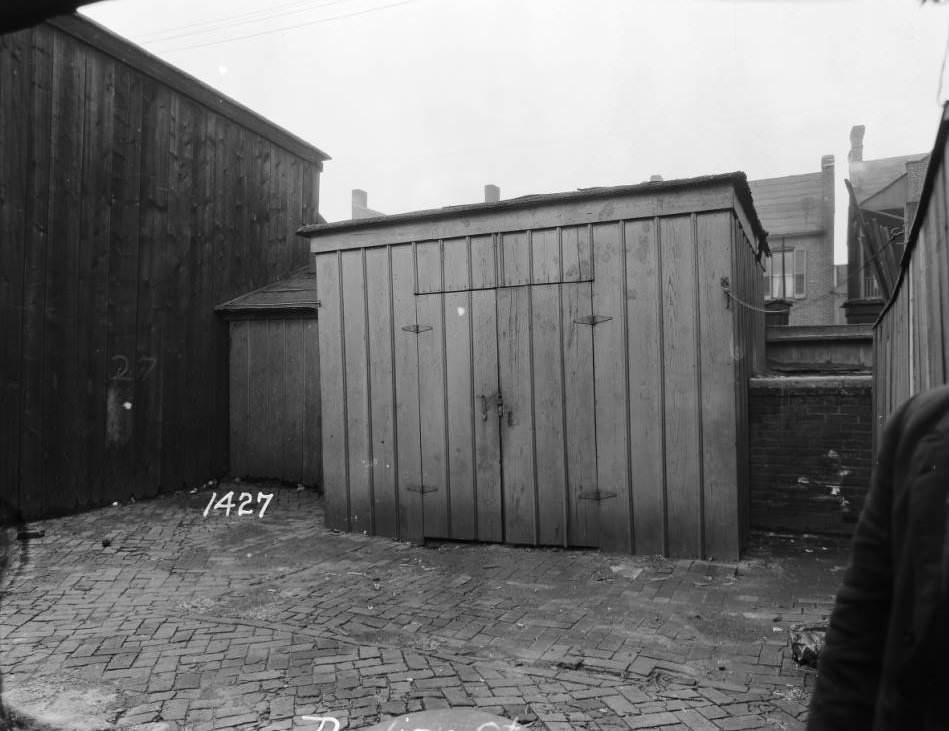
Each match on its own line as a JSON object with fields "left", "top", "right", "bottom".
{"left": 81, "top": 0, "right": 949, "bottom": 262}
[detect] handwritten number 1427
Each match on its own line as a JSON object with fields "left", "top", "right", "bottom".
{"left": 203, "top": 491, "right": 273, "bottom": 518}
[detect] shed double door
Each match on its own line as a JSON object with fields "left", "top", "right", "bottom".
{"left": 414, "top": 282, "right": 599, "bottom": 547}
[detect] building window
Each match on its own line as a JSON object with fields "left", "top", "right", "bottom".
{"left": 764, "top": 248, "right": 806, "bottom": 300}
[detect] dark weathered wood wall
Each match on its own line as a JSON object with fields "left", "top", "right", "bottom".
{"left": 873, "top": 106, "right": 949, "bottom": 452}
{"left": 228, "top": 317, "right": 322, "bottom": 485}
{"left": 306, "top": 179, "right": 765, "bottom": 559}
{"left": 0, "top": 17, "right": 324, "bottom": 518}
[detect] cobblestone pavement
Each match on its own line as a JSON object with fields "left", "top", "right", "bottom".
{"left": 0, "top": 483, "right": 849, "bottom": 730}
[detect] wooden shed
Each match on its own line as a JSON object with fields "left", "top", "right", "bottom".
{"left": 299, "top": 173, "right": 768, "bottom": 559}
{"left": 216, "top": 268, "right": 322, "bottom": 486}
{"left": 0, "top": 15, "right": 328, "bottom": 518}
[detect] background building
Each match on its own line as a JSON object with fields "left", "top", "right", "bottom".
{"left": 844, "top": 124, "right": 927, "bottom": 323}
{"left": 749, "top": 155, "right": 836, "bottom": 326}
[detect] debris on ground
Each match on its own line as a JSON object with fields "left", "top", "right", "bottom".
{"left": 790, "top": 623, "right": 827, "bottom": 668}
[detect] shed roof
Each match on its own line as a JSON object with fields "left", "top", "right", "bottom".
{"left": 850, "top": 153, "right": 927, "bottom": 205}
{"left": 748, "top": 171, "right": 824, "bottom": 236}
{"left": 215, "top": 267, "right": 317, "bottom": 316}
{"left": 54, "top": 14, "right": 330, "bottom": 165}
{"left": 298, "top": 172, "right": 768, "bottom": 247}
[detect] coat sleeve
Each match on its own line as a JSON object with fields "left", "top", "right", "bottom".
{"left": 806, "top": 397, "right": 911, "bottom": 730}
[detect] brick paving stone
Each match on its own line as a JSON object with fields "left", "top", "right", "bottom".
{"left": 716, "top": 715, "right": 770, "bottom": 730}
{"left": 603, "top": 694, "right": 638, "bottom": 714}
{"left": 0, "top": 488, "right": 835, "bottom": 731}
{"left": 674, "top": 709, "right": 720, "bottom": 730}
{"left": 626, "top": 711, "right": 683, "bottom": 728}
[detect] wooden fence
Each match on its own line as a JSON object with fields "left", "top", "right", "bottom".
{"left": 873, "top": 105, "right": 949, "bottom": 450}
{"left": 0, "top": 16, "right": 327, "bottom": 518}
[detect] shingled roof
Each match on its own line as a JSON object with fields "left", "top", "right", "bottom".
{"left": 215, "top": 267, "right": 317, "bottom": 316}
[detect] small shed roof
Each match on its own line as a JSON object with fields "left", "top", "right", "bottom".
{"left": 297, "top": 172, "right": 769, "bottom": 249}
{"left": 215, "top": 267, "right": 317, "bottom": 317}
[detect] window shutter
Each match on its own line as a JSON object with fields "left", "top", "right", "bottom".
{"left": 794, "top": 249, "right": 806, "bottom": 297}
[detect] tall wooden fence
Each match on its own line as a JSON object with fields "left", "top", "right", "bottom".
{"left": 0, "top": 16, "right": 326, "bottom": 518}
{"left": 873, "top": 105, "right": 949, "bottom": 449}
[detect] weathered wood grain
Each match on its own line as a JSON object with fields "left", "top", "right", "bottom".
{"left": 417, "top": 286, "right": 449, "bottom": 538}
{"left": 531, "top": 228, "right": 560, "bottom": 284}
{"left": 304, "top": 180, "right": 764, "bottom": 556}
{"left": 470, "top": 234, "right": 497, "bottom": 289}
{"left": 624, "top": 218, "right": 664, "bottom": 555}
{"left": 366, "top": 246, "right": 397, "bottom": 538}
{"left": 660, "top": 215, "right": 701, "bottom": 558}
{"left": 306, "top": 186, "right": 742, "bottom": 253}
{"left": 0, "top": 30, "right": 30, "bottom": 510}
{"left": 391, "top": 244, "right": 423, "bottom": 541}
{"left": 227, "top": 320, "right": 248, "bottom": 478}
{"left": 103, "top": 60, "right": 142, "bottom": 503}
{"left": 445, "top": 289, "right": 476, "bottom": 539}
{"left": 561, "top": 224, "right": 592, "bottom": 282}
{"left": 302, "top": 317, "right": 322, "bottom": 486}
{"left": 5, "top": 19, "right": 322, "bottom": 520}
{"left": 497, "top": 286, "right": 536, "bottom": 544}
{"left": 45, "top": 31, "right": 85, "bottom": 512}
{"left": 77, "top": 48, "right": 114, "bottom": 506}
{"left": 316, "top": 252, "right": 347, "bottom": 530}
{"left": 415, "top": 240, "right": 441, "bottom": 294}
{"left": 561, "top": 282, "right": 598, "bottom": 547}
{"left": 19, "top": 31, "right": 50, "bottom": 519}
{"left": 531, "top": 283, "right": 566, "bottom": 545}
{"left": 500, "top": 231, "right": 530, "bottom": 287}
{"left": 591, "top": 222, "right": 631, "bottom": 553}
{"left": 342, "top": 249, "right": 372, "bottom": 534}
{"left": 471, "top": 288, "right": 502, "bottom": 542}
{"left": 134, "top": 79, "right": 170, "bottom": 499}
{"left": 697, "top": 212, "right": 739, "bottom": 560}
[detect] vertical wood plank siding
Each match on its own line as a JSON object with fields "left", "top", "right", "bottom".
{"left": 0, "top": 22, "right": 324, "bottom": 518}
{"left": 873, "top": 107, "right": 949, "bottom": 449}
{"left": 227, "top": 318, "right": 321, "bottom": 485}
{"left": 310, "top": 185, "right": 763, "bottom": 559}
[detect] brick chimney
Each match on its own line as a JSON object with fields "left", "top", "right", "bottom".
{"left": 484, "top": 184, "right": 500, "bottom": 203}
{"left": 821, "top": 154, "right": 835, "bottom": 240}
{"left": 849, "top": 125, "right": 865, "bottom": 164}
{"left": 352, "top": 189, "right": 384, "bottom": 219}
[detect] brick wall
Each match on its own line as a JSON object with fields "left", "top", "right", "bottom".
{"left": 784, "top": 233, "right": 837, "bottom": 326}
{"left": 749, "top": 375, "right": 873, "bottom": 535}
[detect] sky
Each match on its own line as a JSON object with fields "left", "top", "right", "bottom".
{"left": 80, "top": 0, "right": 949, "bottom": 263}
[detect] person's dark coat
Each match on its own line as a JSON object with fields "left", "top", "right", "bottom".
{"left": 807, "top": 384, "right": 949, "bottom": 730}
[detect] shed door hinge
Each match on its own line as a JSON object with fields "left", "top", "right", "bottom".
{"left": 573, "top": 315, "right": 612, "bottom": 326}
{"left": 401, "top": 323, "right": 433, "bottom": 334}
{"left": 578, "top": 489, "right": 617, "bottom": 501}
